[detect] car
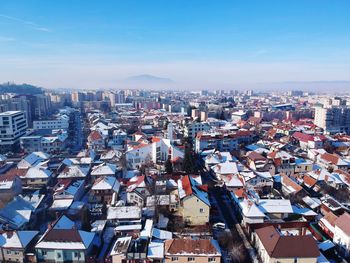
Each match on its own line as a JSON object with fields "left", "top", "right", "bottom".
{"left": 213, "top": 222, "right": 226, "bottom": 230}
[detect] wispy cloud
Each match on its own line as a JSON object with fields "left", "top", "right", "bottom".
{"left": 0, "top": 14, "right": 50, "bottom": 32}
{"left": 0, "top": 36, "right": 15, "bottom": 42}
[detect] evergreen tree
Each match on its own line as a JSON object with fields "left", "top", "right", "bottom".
{"left": 165, "top": 156, "right": 173, "bottom": 174}
{"left": 182, "top": 142, "right": 196, "bottom": 174}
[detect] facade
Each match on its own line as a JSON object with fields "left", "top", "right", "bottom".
{"left": 314, "top": 105, "right": 350, "bottom": 134}
{"left": 333, "top": 213, "right": 350, "bottom": 257}
{"left": 0, "top": 231, "right": 38, "bottom": 263}
{"left": 35, "top": 228, "right": 96, "bottom": 263}
{"left": 0, "top": 111, "right": 27, "bottom": 152}
{"left": 20, "top": 132, "right": 68, "bottom": 154}
{"left": 164, "top": 239, "right": 221, "bottom": 263}
{"left": 33, "top": 117, "right": 69, "bottom": 130}
{"left": 184, "top": 122, "right": 211, "bottom": 140}
{"left": 178, "top": 176, "right": 210, "bottom": 225}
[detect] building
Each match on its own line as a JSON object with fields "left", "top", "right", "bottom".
{"left": 164, "top": 239, "right": 221, "bottom": 263}
{"left": 20, "top": 131, "right": 68, "bottom": 154}
{"left": 33, "top": 117, "right": 69, "bottom": 130}
{"left": 184, "top": 121, "right": 211, "bottom": 140}
{"left": 177, "top": 175, "right": 210, "bottom": 225}
{"left": 195, "top": 130, "right": 254, "bottom": 153}
{"left": 35, "top": 228, "right": 96, "bottom": 263}
{"left": 0, "top": 230, "right": 39, "bottom": 263}
{"left": 333, "top": 213, "right": 350, "bottom": 257}
{"left": 0, "top": 111, "right": 28, "bottom": 152}
{"left": 314, "top": 104, "right": 350, "bottom": 134}
{"left": 254, "top": 226, "right": 320, "bottom": 263}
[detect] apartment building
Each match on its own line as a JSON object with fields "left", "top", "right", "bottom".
{"left": 0, "top": 111, "right": 27, "bottom": 152}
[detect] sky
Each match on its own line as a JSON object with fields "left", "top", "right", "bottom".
{"left": 0, "top": 0, "right": 350, "bottom": 90}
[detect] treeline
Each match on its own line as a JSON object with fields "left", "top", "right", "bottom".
{"left": 0, "top": 82, "right": 43, "bottom": 94}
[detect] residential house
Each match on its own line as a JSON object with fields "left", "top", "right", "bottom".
{"left": 164, "top": 239, "right": 221, "bottom": 263}
{"left": 333, "top": 212, "right": 350, "bottom": 257}
{"left": 254, "top": 226, "right": 320, "bottom": 263}
{"left": 89, "top": 176, "right": 120, "bottom": 204}
{"left": 35, "top": 228, "right": 96, "bottom": 263}
{"left": 0, "top": 173, "right": 22, "bottom": 207}
{"left": 0, "top": 230, "right": 39, "bottom": 263}
{"left": 177, "top": 175, "right": 210, "bottom": 225}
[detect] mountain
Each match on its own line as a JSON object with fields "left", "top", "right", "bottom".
{"left": 123, "top": 74, "right": 175, "bottom": 85}
{"left": 0, "top": 82, "right": 43, "bottom": 94}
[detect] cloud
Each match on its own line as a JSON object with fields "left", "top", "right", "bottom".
{"left": 0, "top": 36, "right": 15, "bottom": 42}
{"left": 0, "top": 14, "right": 50, "bottom": 32}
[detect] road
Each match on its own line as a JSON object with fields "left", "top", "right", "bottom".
{"left": 199, "top": 163, "right": 259, "bottom": 263}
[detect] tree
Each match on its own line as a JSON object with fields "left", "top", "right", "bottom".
{"left": 81, "top": 208, "right": 91, "bottom": 231}
{"left": 165, "top": 156, "right": 173, "bottom": 174}
{"left": 182, "top": 142, "right": 197, "bottom": 174}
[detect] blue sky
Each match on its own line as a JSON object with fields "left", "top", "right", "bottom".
{"left": 0, "top": 0, "right": 349, "bottom": 89}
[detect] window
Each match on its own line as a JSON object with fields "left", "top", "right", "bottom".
{"left": 57, "top": 252, "right": 62, "bottom": 259}
{"left": 42, "top": 250, "right": 47, "bottom": 256}
{"left": 74, "top": 252, "right": 80, "bottom": 258}
{"left": 172, "top": 257, "right": 179, "bottom": 261}
{"left": 208, "top": 258, "right": 216, "bottom": 262}
{"left": 294, "top": 259, "right": 298, "bottom": 263}
{"left": 200, "top": 208, "right": 204, "bottom": 213}
{"left": 188, "top": 257, "right": 195, "bottom": 262}
{"left": 6, "top": 250, "right": 11, "bottom": 255}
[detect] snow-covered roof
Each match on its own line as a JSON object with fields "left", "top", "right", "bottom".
{"left": 147, "top": 241, "right": 164, "bottom": 259}
{"left": 91, "top": 163, "right": 118, "bottom": 176}
{"left": 212, "top": 161, "right": 239, "bottom": 175}
{"left": 0, "top": 231, "right": 38, "bottom": 249}
{"left": 50, "top": 199, "right": 73, "bottom": 211}
{"left": 23, "top": 167, "right": 52, "bottom": 179}
{"left": 107, "top": 206, "right": 141, "bottom": 220}
{"left": 152, "top": 228, "right": 173, "bottom": 240}
{"left": 257, "top": 199, "right": 293, "bottom": 214}
{"left": 239, "top": 199, "right": 265, "bottom": 218}
{"left": 140, "top": 219, "right": 153, "bottom": 239}
{"left": 0, "top": 192, "right": 44, "bottom": 229}
{"left": 58, "top": 166, "right": 89, "bottom": 179}
{"left": 91, "top": 176, "right": 120, "bottom": 192}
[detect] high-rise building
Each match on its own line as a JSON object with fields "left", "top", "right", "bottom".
{"left": 314, "top": 103, "right": 350, "bottom": 134}
{"left": 0, "top": 111, "right": 28, "bottom": 152}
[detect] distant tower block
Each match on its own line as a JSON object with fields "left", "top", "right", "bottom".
{"left": 167, "top": 122, "right": 174, "bottom": 142}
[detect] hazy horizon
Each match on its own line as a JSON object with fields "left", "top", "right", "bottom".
{"left": 1, "top": 1, "right": 350, "bottom": 90}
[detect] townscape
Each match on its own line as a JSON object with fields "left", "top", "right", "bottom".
{"left": 0, "top": 85, "right": 350, "bottom": 263}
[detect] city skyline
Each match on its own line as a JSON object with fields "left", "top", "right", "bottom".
{"left": 1, "top": 0, "right": 350, "bottom": 90}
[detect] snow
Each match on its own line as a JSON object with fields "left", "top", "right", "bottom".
{"left": 114, "top": 224, "right": 142, "bottom": 231}
{"left": 152, "top": 228, "right": 172, "bottom": 240}
{"left": 92, "top": 176, "right": 120, "bottom": 192}
{"left": 140, "top": 219, "right": 153, "bottom": 239}
{"left": 0, "top": 231, "right": 38, "bottom": 248}
{"left": 147, "top": 241, "right": 164, "bottom": 258}
{"left": 257, "top": 199, "right": 293, "bottom": 214}
{"left": 50, "top": 199, "right": 73, "bottom": 210}
{"left": 107, "top": 206, "right": 141, "bottom": 220}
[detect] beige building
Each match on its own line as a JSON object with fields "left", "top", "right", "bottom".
{"left": 178, "top": 175, "right": 210, "bottom": 225}
{"left": 164, "top": 239, "right": 221, "bottom": 263}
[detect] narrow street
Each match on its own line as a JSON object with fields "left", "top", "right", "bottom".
{"left": 199, "top": 163, "right": 259, "bottom": 263}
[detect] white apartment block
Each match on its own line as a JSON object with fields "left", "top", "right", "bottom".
{"left": 314, "top": 105, "right": 350, "bottom": 134}
{"left": 0, "top": 111, "right": 27, "bottom": 150}
{"left": 33, "top": 117, "right": 69, "bottom": 130}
